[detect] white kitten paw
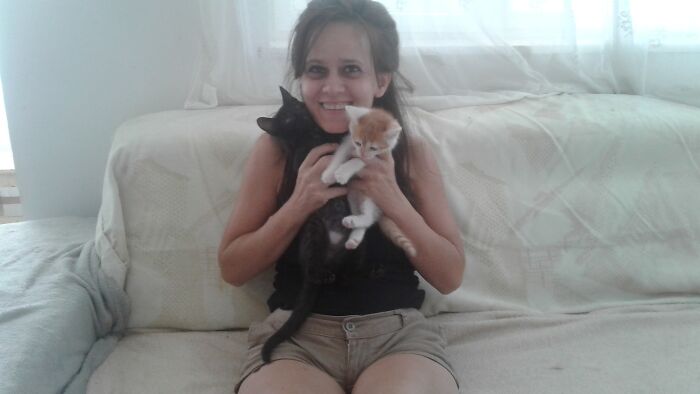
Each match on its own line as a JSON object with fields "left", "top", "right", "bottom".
{"left": 345, "top": 239, "right": 360, "bottom": 250}
{"left": 321, "top": 169, "right": 336, "bottom": 185}
{"left": 334, "top": 171, "right": 351, "bottom": 185}
{"left": 342, "top": 216, "right": 356, "bottom": 228}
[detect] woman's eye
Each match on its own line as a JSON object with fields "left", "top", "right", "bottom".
{"left": 370, "top": 147, "right": 378, "bottom": 151}
{"left": 306, "top": 65, "right": 326, "bottom": 77}
{"left": 343, "top": 65, "right": 362, "bottom": 75}
{"left": 354, "top": 141, "right": 361, "bottom": 146}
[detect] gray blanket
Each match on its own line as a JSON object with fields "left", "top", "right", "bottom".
{"left": 0, "top": 218, "right": 129, "bottom": 394}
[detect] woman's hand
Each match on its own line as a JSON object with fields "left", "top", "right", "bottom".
{"left": 348, "top": 152, "right": 407, "bottom": 215}
{"left": 289, "top": 143, "right": 348, "bottom": 217}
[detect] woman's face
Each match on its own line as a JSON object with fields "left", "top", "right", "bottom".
{"left": 300, "top": 22, "right": 391, "bottom": 134}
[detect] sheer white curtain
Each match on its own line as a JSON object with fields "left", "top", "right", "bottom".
{"left": 185, "top": 0, "right": 700, "bottom": 109}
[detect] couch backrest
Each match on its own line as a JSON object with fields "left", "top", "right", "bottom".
{"left": 416, "top": 94, "right": 700, "bottom": 315}
{"left": 96, "top": 94, "right": 700, "bottom": 330}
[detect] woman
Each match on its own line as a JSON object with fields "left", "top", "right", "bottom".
{"left": 218, "top": 1, "right": 464, "bottom": 392}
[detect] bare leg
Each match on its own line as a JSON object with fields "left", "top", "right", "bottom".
{"left": 352, "top": 354, "right": 458, "bottom": 394}
{"left": 239, "top": 360, "right": 344, "bottom": 394}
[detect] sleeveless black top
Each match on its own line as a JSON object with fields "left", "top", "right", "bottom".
{"left": 267, "top": 211, "right": 425, "bottom": 316}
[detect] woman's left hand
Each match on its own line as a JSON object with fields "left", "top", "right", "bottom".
{"left": 348, "top": 153, "right": 407, "bottom": 214}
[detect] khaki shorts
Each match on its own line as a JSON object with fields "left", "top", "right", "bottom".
{"left": 235, "top": 308, "right": 458, "bottom": 393}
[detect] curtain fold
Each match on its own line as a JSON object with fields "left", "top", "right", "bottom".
{"left": 185, "top": 0, "right": 700, "bottom": 110}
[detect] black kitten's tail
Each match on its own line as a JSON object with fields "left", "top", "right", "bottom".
{"left": 261, "top": 282, "right": 318, "bottom": 363}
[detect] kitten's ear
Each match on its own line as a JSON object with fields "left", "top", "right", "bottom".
{"left": 257, "top": 117, "right": 274, "bottom": 133}
{"left": 279, "top": 86, "right": 296, "bottom": 105}
{"left": 345, "top": 105, "right": 371, "bottom": 121}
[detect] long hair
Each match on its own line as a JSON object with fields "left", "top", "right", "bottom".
{"left": 280, "top": 0, "right": 415, "bottom": 206}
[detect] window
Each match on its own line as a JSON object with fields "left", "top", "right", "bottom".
{"left": 265, "top": 0, "right": 700, "bottom": 50}
{"left": 0, "top": 77, "right": 14, "bottom": 171}
{"left": 0, "top": 76, "right": 22, "bottom": 222}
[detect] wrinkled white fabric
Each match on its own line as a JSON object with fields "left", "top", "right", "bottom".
{"left": 96, "top": 94, "right": 700, "bottom": 331}
{"left": 185, "top": 1, "right": 700, "bottom": 109}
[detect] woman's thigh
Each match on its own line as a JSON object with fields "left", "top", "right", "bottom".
{"left": 351, "top": 353, "right": 459, "bottom": 394}
{"left": 238, "top": 359, "right": 345, "bottom": 394}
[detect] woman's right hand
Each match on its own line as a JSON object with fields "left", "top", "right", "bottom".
{"left": 289, "top": 143, "right": 348, "bottom": 217}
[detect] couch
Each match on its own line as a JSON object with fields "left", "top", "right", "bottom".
{"left": 2, "top": 93, "right": 700, "bottom": 393}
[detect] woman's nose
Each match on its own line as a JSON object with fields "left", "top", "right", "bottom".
{"left": 321, "top": 73, "right": 346, "bottom": 94}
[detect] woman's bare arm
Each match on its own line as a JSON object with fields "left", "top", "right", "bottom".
{"left": 218, "top": 135, "right": 346, "bottom": 286}
{"left": 396, "top": 139, "right": 465, "bottom": 293}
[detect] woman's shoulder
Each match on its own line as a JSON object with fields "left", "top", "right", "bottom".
{"left": 407, "top": 133, "right": 428, "bottom": 157}
{"left": 242, "top": 133, "right": 286, "bottom": 190}
{"left": 406, "top": 134, "right": 440, "bottom": 178}
{"left": 252, "top": 133, "right": 284, "bottom": 158}
{"left": 249, "top": 133, "right": 286, "bottom": 169}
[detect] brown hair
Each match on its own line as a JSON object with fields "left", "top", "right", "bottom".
{"left": 285, "top": 0, "right": 415, "bottom": 204}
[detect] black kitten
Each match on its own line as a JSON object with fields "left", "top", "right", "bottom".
{"left": 257, "top": 87, "right": 366, "bottom": 363}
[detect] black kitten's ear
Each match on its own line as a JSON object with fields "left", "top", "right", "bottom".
{"left": 257, "top": 117, "right": 275, "bottom": 133}
{"left": 279, "top": 86, "right": 296, "bottom": 105}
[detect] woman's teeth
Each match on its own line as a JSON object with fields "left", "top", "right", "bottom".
{"left": 322, "top": 103, "right": 349, "bottom": 110}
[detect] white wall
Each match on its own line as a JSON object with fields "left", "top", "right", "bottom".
{"left": 0, "top": 0, "right": 201, "bottom": 219}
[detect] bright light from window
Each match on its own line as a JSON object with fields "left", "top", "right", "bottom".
{"left": 265, "top": 0, "right": 700, "bottom": 50}
{"left": 0, "top": 77, "right": 14, "bottom": 170}
{"left": 630, "top": 0, "right": 700, "bottom": 46}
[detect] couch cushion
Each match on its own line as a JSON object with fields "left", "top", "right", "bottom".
{"left": 87, "top": 305, "right": 700, "bottom": 393}
{"left": 87, "top": 330, "right": 246, "bottom": 393}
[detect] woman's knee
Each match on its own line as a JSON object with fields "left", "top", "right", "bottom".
{"left": 238, "top": 359, "right": 344, "bottom": 394}
{"left": 352, "top": 353, "right": 458, "bottom": 394}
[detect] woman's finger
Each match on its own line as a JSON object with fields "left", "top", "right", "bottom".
{"left": 326, "top": 186, "right": 348, "bottom": 200}
{"left": 347, "top": 179, "right": 363, "bottom": 192}
{"left": 351, "top": 166, "right": 370, "bottom": 180}
{"left": 309, "top": 155, "right": 335, "bottom": 177}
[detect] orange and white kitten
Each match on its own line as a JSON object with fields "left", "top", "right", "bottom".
{"left": 321, "top": 106, "right": 416, "bottom": 257}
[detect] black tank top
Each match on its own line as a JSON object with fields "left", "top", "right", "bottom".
{"left": 267, "top": 218, "right": 425, "bottom": 316}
